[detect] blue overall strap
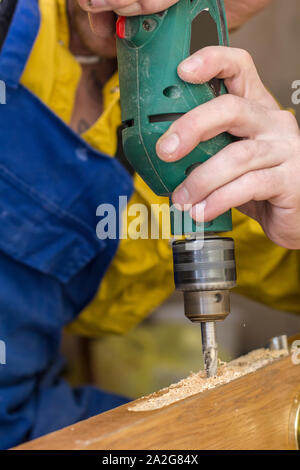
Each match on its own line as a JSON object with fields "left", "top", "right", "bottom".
{"left": 0, "top": 0, "right": 133, "bottom": 449}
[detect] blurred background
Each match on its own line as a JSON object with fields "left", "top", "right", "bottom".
{"left": 231, "top": 0, "right": 300, "bottom": 123}
{"left": 64, "top": 0, "right": 300, "bottom": 400}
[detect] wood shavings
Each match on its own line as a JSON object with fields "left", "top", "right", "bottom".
{"left": 128, "top": 348, "right": 289, "bottom": 412}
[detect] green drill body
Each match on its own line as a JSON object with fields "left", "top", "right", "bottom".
{"left": 116, "top": 0, "right": 234, "bottom": 235}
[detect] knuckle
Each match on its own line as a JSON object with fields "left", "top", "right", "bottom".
{"left": 224, "top": 94, "right": 240, "bottom": 109}
{"left": 236, "top": 139, "right": 274, "bottom": 169}
{"left": 252, "top": 169, "right": 274, "bottom": 196}
{"left": 174, "top": 111, "right": 196, "bottom": 137}
{"left": 112, "top": 0, "right": 132, "bottom": 7}
{"left": 140, "top": 0, "right": 177, "bottom": 13}
{"left": 141, "top": 0, "right": 154, "bottom": 10}
{"left": 211, "top": 186, "right": 227, "bottom": 205}
{"left": 235, "top": 140, "right": 257, "bottom": 165}
{"left": 201, "top": 46, "right": 221, "bottom": 61}
{"left": 219, "top": 94, "right": 244, "bottom": 122}
{"left": 234, "top": 48, "right": 254, "bottom": 68}
{"left": 186, "top": 168, "right": 205, "bottom": 197}
{"left": 241, "top": 171, "right": 256, "bottom": 192}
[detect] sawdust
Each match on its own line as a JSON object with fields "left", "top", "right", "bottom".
{"left": 128, "top": 348, "right": 289, "bottom": 412}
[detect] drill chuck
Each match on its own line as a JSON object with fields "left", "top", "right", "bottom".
{"left": 183, "top": 290, "right": 230, "bottom": 323}
{"left": 173, "top": 237, "right": 236, "bottom": 323}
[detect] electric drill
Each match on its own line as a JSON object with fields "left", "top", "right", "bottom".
{"left": 116, "top": 0, "right": 237, "bottom": 378}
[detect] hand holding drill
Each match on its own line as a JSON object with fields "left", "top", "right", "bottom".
{"left": 77, "top": 0, "right": 300, "bottom": 250}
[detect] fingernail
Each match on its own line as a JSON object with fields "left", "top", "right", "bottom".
{"left": 180, "top": 55, "right": 203, "bottom": 74}
{"left": 88, "top": 0, "right": 107, "bottom": 8}
{"left": 173, "top": 185, "right": 190, "bottom": 205}
{"left": 116, "top": 3, "right": 141, "bottom": 14}
{"left": 189, "top": 201, "right": 207, "bottom": 221}
{"left": 158, "top": 133, "right": 180, "bottom": 158}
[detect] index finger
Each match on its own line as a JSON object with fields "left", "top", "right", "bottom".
{"left": 178, "top": 46, "right": 279, "bottom": 110}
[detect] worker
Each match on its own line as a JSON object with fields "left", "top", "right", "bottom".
{"left": 0, "top": 0, "right": 299, "bottom": 449}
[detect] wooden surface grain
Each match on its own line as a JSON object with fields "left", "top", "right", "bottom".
{"left": 16, "top": 355, "right": 300, "bottom": 450}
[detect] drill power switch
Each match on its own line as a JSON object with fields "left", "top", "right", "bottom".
{"left": 116, "top": 16, "right": 127, "bottom": 39}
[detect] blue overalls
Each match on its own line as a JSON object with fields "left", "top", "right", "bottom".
{"left": 0, "top": 0, "right": 133, "bottom": 449}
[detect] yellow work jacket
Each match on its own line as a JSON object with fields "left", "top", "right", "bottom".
{"left": 20, "top": 0, "right": 300, "bottom": 337}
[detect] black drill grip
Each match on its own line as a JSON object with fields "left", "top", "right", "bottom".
{"left": 0, "top": 0, "right": 18, "bottom": 51}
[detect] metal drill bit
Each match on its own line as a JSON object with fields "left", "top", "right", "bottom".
{"left": 201, "top": 322, "right": 218, "bottom": 378}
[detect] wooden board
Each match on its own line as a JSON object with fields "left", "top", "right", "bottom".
{"left": 16, "top": 355, "right": 300, "bottom": 451}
